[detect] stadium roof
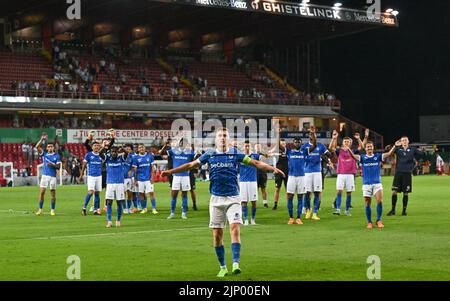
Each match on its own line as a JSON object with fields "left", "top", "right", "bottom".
{"left": 3, "top": 0, "right": 398, "bottom": 47}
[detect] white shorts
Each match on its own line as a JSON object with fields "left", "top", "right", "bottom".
{"left": 336, "top": 174, "right": 355, "bottom": 192}
{"left": 87, "top": 176, "right": 102, "bottom": 192}
{"left": 286, "top": 176, "right": 306, "bottom": 195}
{"left": 40, "top": 175, "right": 57, "bottom": 190}
{"left": 363, "top": 184, "right": 383, "bottom": 198}
{"left": 172, "top": 176, "right": 191, "bottom": 191}
{"left": 138, "top": 181, "right": 154, "bottom": 194}
{"left": 305, "top": 172, "right": 323, "bottom": 192}
{"left": 124, "top": 178, "right": 135, "bottom": 192}
{"left": 209, "top": 195, "right": 243, "bottom": 229}
{"left": 239, "top": 182, "right": 258, "bottom": 202}
{"left": 106, "top": 184, "right": 125, "bottom": 200}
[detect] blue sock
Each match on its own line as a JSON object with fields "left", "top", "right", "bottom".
{"left": 182, "top": 195, "right": 188, "bottom": 214}
{"left": 251, "top": 206, "right": 256, "bottom": 220}
{"left": 170, "top": 197, "right": 177, "bottom": 214}
{"left": 141, "top": 199, "right": 147, "bottom": 210}
{"left": 39, "top": 200, "right": 44, "bottom": 209}
{"left": 242, "top": 206, "right": 248, "bottom": 220}
{"left": 107, "top": 203, "right": 112, "bottom": 222}
{"left": 83, "top": 194, "right": 92, "bottom": 209}
{"left": 313, "top": 193, "right": 320, "bottom": 214}
{"left": 365, "top": 205, "right": 372, "bottom": 223}
{"left": 51, "top": 199, "right": 56, "bottom": 210}
{"left": 94, "top": 193, "right": 100, "bottom": 210}
{"left": 287, "top": 196, "right": 294, "bottom": 218}
{"left": 231, "top": 243, "right": 241, "bottom": 264}
{"left": 305, "top": 194, "right": 311, "bottom": 210}
{"left": 215, "top": 246, "right": 226, "bottom": 267}
{"left": 376, "top": 203, "right": 383, "bottom": 222}
{"left": 346, "top": 195, "right": 352, "bottom": 211}
{"left": 127, "top": 200, "right": 132, "bottom": 210}
{"left": 151, "top": 199, "right": 156, "bottom": 210}
{"left": 336, "top": 194, "right": 342, "bottom": 210}
{"left": 297, "top": 195, "right": 304, "bottom": 218}
{"left": 117, "top": 201, "right": 123, "bottom": 221}
{"left": 132, "top": 197, "right": 138, "bottom": 209}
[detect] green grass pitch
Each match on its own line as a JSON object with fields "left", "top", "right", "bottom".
{"left": 0, "top": 176, "right": 449, "bottom": 281}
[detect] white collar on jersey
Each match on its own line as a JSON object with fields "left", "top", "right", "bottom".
{"left": 215, "top": 148, "right": 230, "bottom": 154}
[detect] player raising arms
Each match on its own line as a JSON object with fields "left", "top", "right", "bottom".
{"left": 347, "top": 140, "right": 399, "bottom": 229}
{"left": 162, "top": 128, "right": 285, "bottom": 277}
{"left": 159, "top": 138, "right": 196, "bottom": 220}
{"left": 79, "top": 141, "right": 104, "bottom": 216}
{"left": 133, "top": 144, "right": 158, "bottom": 215}
{"left": 36, "top": 134, "right": 61, "bottom": 216}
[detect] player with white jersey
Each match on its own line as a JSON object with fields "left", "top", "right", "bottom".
{"left": 79, "top": 141, "right": 104, "bottom": 216}
{"left": 160, "top": 138, "right": 196, "bottom": 220}
{"left": 303, "top": 128, "right": 329, "bottom": 221}
{"left": 133, "top": 144, "right": 158, "bottom": 215}
{"left": 239, "top": 141, "right": 263, "bottom": 226}
{"left": 103, "top": 146, "right": 127, "bottom": 228}
{"left": 162, "top": 128, "right": 285, "bottom": 278}
{"left": 35, "top": 134, "right": 61, "bottom": 216}
{"left": 348, "top": 140, "right": 399, "bottom": 229}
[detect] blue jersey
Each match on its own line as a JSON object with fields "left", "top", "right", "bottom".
{"left": 287, "top": 148, "right": 306, "bottom": 177}
{"left": 105, "top": 154, "right": 125, "bottom": 184}
{"left": 41, "top": 152, "right": 61, "bottom": 177}
{"left": 239, "top": 153, "right": 260, "bottom": 182}
{"left": 304, "top": 143, "right": 328, "bottom": 174}
{"left": 132, "top": 153, "right": 154, "bottom": 182}
{"left": 198, "top": 149, "right": 249, "bottom": 197}
{"left": 123, "top": 154, "right": 134, "bottom": 179}
{"left": 361, "top": 153, "right": 384, "bottom": 185}
{"left": 167, "top": 149, "right": 196, "bottom": 177}
{"left": 84, "top": 152, "right": 103, "bottom": 177}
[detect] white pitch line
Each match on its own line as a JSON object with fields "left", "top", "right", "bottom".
{"left": 0, "top": 226, "right": 207, "bottom": 243}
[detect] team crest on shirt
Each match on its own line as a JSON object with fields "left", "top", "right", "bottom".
{"left": 228, "top": 156, "right": 234, "bottom": 159}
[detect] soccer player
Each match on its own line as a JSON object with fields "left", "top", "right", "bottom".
{"left": 161, "top": 128, "right": 285, "bottom": 277}
{"left": 160, "top": 138, "right": 196, "bottom": 219}
{"left": 133, "top": 144, "right": 158, "bottom": 215}
{"left": 255, "top": 143, "right": 269, "bottom": 208}
{"left": 348, "top": 140, "right": 399, "bottom": 229}
{"left": 329, "top": 129, "right": 366, "bottom": 216}
{"left": 35, "top": 135, "right": 61, "bottom": 216}
{"left": 103, "top": 146, "right": 127, "bottom": 228}
{"left": 122, "top": 144, "right": 136, "bottom": 214}
{"left": 239, "top": 141, "right": 262, "bottom": 225}
{"left": 272, "top": 139, "right": 289, "bottom": 210}
{"left": 436, "top": 153, "right": 446, "bottom": 176}
{"left": 387, "top": 136, "right": 426, "bottom": 216}
{"left": 79, "top": 141, "right": 104, "bottom": 216}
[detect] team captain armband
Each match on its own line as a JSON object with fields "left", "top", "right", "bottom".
{"left": 242, "top": 155, "right": 252, "bottom": 165}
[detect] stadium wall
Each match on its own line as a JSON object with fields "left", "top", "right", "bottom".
{"left": 0, "top": 129, "right": 64, "bottom": 143}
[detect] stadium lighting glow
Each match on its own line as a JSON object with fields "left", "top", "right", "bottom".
{"left": 302, "top": 0, "right": 310, "bottom": 3}
{"left": 392, "top": 10, "right": 399, "bottom": 16}
{"left": 334, "top": 2, "right": 343, "bottom": 7}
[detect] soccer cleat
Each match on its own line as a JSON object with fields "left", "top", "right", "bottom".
{"left": 36, "top": 209, "right": 43, "bottom": 216}
{"left": 116, "top": 221, "right": 121, "bottom": 227}
{"left": 244, "top": 220, "right": 249, "bottom": 226}
{"left": 50, "top": 210, "right": 56, "bottom": 216}
{"left": 288, "top": 218, "right": 294, "bottom": 225}
{"left": 89, "top": 206, "right": 94, "bottom": 213}
{"left": 333, "top": 210, "right": 341, "bottom": 216}
{"left": 345, "top": 211, "right": 352, "bottom": 217}
{"left": 305, "top": 209, "right": 312, "bottom": 220}
{"left": 152, "top": 209, "right": 158, "bottom": 215}
{"left": 123, "top": 209, "right": 129, "bottom": 215}
{"left": 167, "top": 213, "right": 175, "bottom": 220}
{"left": 193, "top": 204, "right": 198, "bottom": 211}
{"left": 263, "top": 204, "right": 269, "bottom": 209}
{"left": 367, "top": 222, "right": 373, "bottom": 229}
{"left": 232, "top": 263, "right": 241, "bottom": 275}
{"left": 181, "top": 213, "right": 188, "bottom": 220}
{"left": 140, "top": 208, "right": 148, "bottom": 214}
{"left": 272, "top": 203, "right": 278, "bottom": 210}
{"left": 81, "top": 208, "right": 87, "bottom": 216}
{"left": 302, "top": 208, "right": 306, "bottom": 215}
{"left": 295, "top": 218, "right": 303, "bottom": 225}
{"left": 106, "top": 222, "right": 113, "bottom": 228}
{"left": 376, "top": 221, "right": 385, "bottom": 229}
{"left": 251, "top": 219, "right": 256, "bottom": 225}
{"left": 402, "top": 210, "right": 407, "bottom": 216}
{"left": 312, "top": 214, "right": 321, "bottom": 221}
{"left": 217, "top": 267, "right": 228, "bottom": 278}
{"left": 131, "top": 208, "right": 141, "bottom": 213}
{"left": 387, "top": 210, "right": 396, "bottom": 216}
{"left": 94, "top": 209, "right": 102, "bottom": 216}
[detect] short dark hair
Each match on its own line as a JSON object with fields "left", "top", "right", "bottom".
{"left": 244, "top": 140, "right": 250, "bottom": 144}
{"left": 280, "top": 138, "right": 286, "bottom": 142}
{"left": 366, "top": 141, "right": 375, "bottom": 146}
{"left": 293, "top": 138, "right": 302, "bottom": 143}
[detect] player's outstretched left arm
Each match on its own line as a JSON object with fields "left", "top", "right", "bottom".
{"left": 162, "top": 160, "right": 201, "bottom": 177}
{"left": 249, "top": 159, "right": 286, "bottom": 178}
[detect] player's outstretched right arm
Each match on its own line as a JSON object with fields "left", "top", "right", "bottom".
{"left": 162, "top": 160, "right": 201, "bottom": 177}
{"left": 36, "top": 135, "right": 45, "bottom": 154}
{"left": 347, "top": 148, "right": 361, "bottom": 162}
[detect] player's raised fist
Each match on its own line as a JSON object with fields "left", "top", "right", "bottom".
{"left": 365, "top": 128, "right": 370, "bottom": 137}
{"left": 395, "top": 140, "right": 402, "bottom": 147}
{"left": 354, "top": 133, "right": 360, "bottom": 140}
{"left": 161, "top": 170, "right": 171, "bottom": 177}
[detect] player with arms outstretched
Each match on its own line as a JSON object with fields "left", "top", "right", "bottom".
{"left": 162, "top": 128, "right": 285, "bottom": 277}
{"left": 36, "top": 134, "right": 61, "bottom": 216}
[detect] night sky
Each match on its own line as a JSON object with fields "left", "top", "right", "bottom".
{"left": 321, "top": 0, "right": 450, "bottom": 143}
